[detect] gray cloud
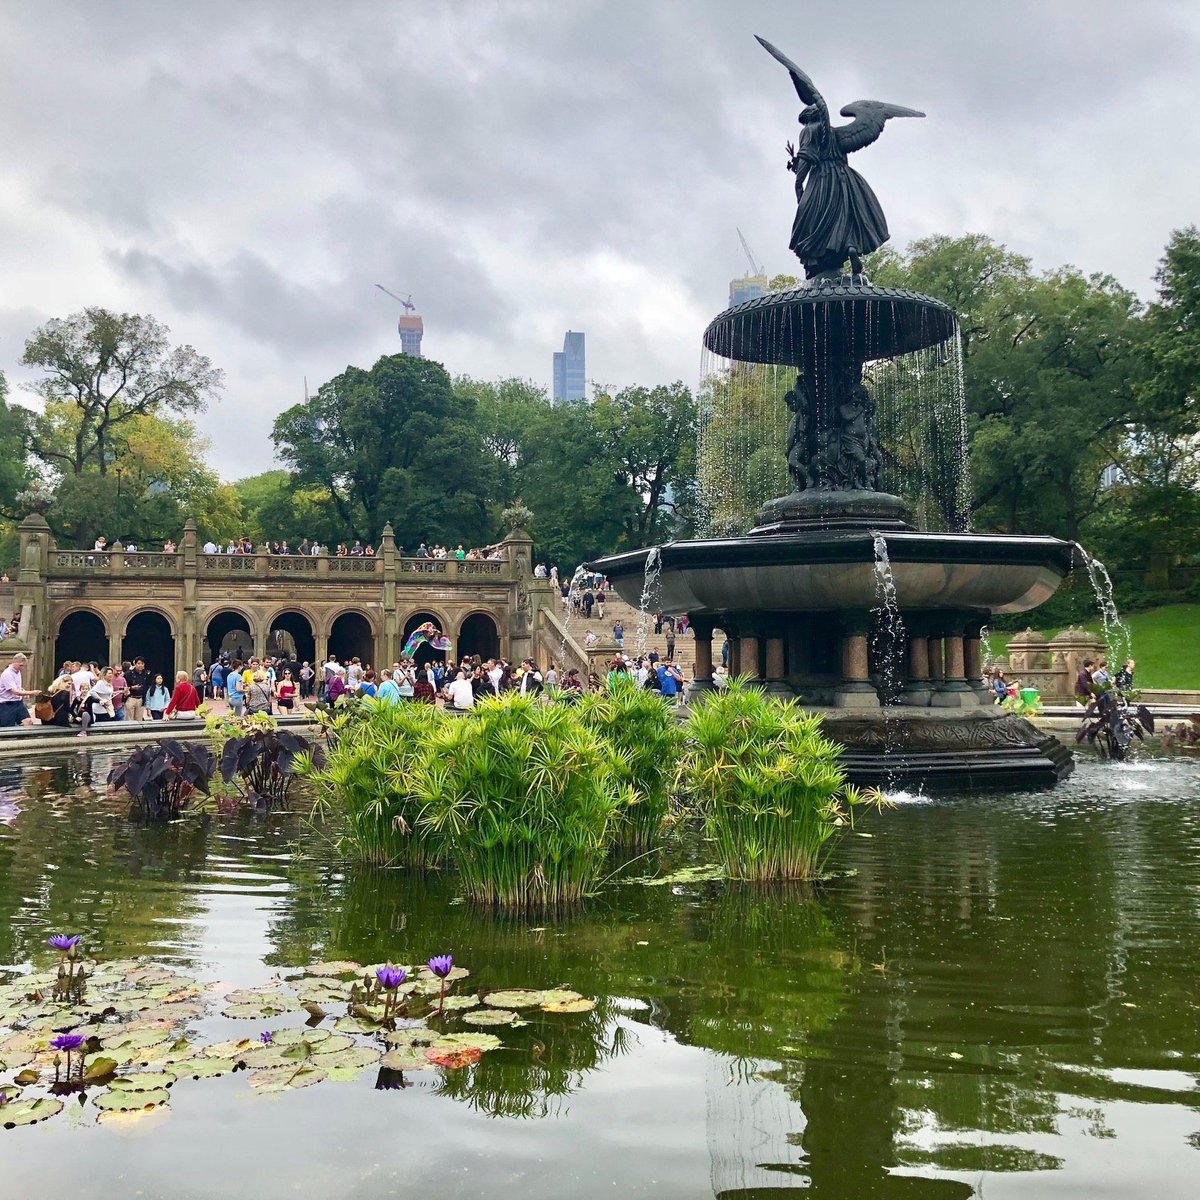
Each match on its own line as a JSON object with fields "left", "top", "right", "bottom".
{"left": 2, "top": 0, "right": 1198, "bottom": 477}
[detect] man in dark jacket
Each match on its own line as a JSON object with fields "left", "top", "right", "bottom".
{"left": 125, "top": 657, "right": 151, "bottom": 721}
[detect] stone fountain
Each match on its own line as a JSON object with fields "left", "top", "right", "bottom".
{"left": 592, "top": 38, "right": 1073, "bottom": 789}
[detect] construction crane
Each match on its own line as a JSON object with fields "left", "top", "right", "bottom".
{"left": 375, "top": 283, "right": 415, "bottom": 313}
{"left": 736, "top": 227, "right": 764, "bottom": 277}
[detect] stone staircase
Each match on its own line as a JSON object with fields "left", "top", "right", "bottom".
{"left": 569, "top": 594, "right": 698, "bottom": 676}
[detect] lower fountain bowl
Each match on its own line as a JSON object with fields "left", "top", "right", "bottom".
{"left": 592, "top": 530, "right": 1074, "bottom": 616}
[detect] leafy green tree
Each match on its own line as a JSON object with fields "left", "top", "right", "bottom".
{"left": 590, "top": 382, "right": 699, "bottom": 545}
{"left": 233, "top": 470, "right": 344, "bottom": 548}
{"left": 273, "top": 354, "right": 497, "bottom": 548}
{"left": 43, "top": 414, "right": 242, "bottom": 548}
{"left": 20, "top": 308, "right": 222, "bottom": 477}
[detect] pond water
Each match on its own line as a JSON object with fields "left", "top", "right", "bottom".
{"left": 1, "top": 750, "right": 1199, "bottom": 1199}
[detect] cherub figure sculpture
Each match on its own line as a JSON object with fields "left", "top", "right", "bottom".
{"left": 757, "top": 36, "right": 924, "bottom": 279}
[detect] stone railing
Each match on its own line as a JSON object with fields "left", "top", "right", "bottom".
{"left": 49, "top": 549, "right": 515, "bottom": 584}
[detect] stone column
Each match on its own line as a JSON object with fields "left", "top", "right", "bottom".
{"left": 931, "top": 613, "right": 977, "bottom": 708}
{"left": 763, "top": 627, "right": 792, "bottom": 697}
{"left": 738, "top": 634, "right": 761, "bottom": 681}
{"left": 964, "top": 618, "right": 990, "bottom": 701}
{"left": 688, "top": 617, "right": 716, "bottom": 697}
{"left": 108, "top": 628, "right": 123, "bottom": 671}
{"left": 16, "top": 513, "right": 51, "bottom": 684}
{"left": 380, "top": 523, "right": 398, "bottom": 664}
{"left": 926, "top": 635, "right": 944, "bottom": 686}
{"left": 181, "top": 518, "right": 199, "bottom": 668}
{"left": 901, "top": 614, "right": 932, "bottom": 707}
{"left": 834, "top": 610, "right": 879, "bottom": 709}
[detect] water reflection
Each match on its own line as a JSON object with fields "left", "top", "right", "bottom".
{"left": 0, "top": 753, "right": 1197, "bottom": 1198}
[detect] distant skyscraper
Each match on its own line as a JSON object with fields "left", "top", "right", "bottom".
{"left": 729, "top": 272, "right": 768, "bottom": 308}
{"left": 552, "top": 330, "right": 586, "bottom": 402}
{"left": 398, "top": 312, "right": 424, "bottom": 357}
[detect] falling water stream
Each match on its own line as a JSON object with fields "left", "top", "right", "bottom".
{"left": 1074, "top": 544, "right": 1133, "bottom": 666}
{"left": 634, "top": 547, "right": 662, "bottom": 658}
{"left": 559, "top": 565, "right": 587, "bottom": 669}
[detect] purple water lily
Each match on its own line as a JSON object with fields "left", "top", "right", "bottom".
{"left": 259, "top": 1031, "right": 273, "bottom": 1045}
{"left": 376, "top": 965, "right": 406, "bottom": 991}
{"left": 50, "top": 1032, "right": 85, "bottom": 1081}
{"left": 48, "top": 934, "right": 82, "bottom": 954}
{"left": 428, "top": 954, "right": 454, "bottom": 1013}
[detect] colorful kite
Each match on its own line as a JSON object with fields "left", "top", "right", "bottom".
{"left": 403, "top": 622, "right": 452, "bottom": 658}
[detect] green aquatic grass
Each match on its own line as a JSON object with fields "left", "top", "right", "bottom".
{"left": 303, "top": 697, "right": 446, "bottom": 866}
{"left": 988, "top": 604, "right": 1200, "bottom": 691}
{"left": 412, "top": 693, "right": 623, "bottom": 908}
{"left": 681, "top": 678, "right": 871, "bottom": 882}
{"left": 577, "top": 674, "right": 683, "bottom": 848}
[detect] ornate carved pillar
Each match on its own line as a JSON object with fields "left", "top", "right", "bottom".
{"left": 834, "top": 610, "right": 879, "bottom": 709}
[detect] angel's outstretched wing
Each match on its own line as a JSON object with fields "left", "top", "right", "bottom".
{"left": 835, "top": 100, "right": 924, "bottom": 153}
{"left": 755, "top": 35, "right": 827, "bottom": 118}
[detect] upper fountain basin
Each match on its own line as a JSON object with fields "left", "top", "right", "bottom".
{"left": 591, "top": 531, "right": 1074, "bottom": 616}
{"left": 703, "top": 278, "right": 956, "bottom": 365}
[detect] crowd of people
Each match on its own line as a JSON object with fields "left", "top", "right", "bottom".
{"left": 185, "top": 535, "right": 506, "bottom": 560}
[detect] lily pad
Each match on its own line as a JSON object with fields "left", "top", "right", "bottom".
{"left": 380, "top": 1049, "right": 433, "bottom": 1072}
{"left": 462, "top": 1008, "right": 520, "bottom": 1026}
{"left": 110, "top": 1071, "right": 177, "bottom": 1092}
{"left": 483, "top": 989, "right": 544, "bottom": 1009}
{"left": 430, "top": 994, "right": 480, "bottom": 1011}
{"left": 333, "top": 1016, "right": 380, "bottom": 1036}
{"left": 223, "top": 1002, "right": 294, "bottom": 1019}
{"left": 304, "top": 961, "right": 362, "bottom": 977}
{"left": 201, "top": 1038, "right": 255, "bottom": 1060}
{"left": 93, "top": 1086, "right": 171, "bottom": 1111}
{"left": 425, "top": 1045, "right": 482, "bottom": 1069}
{"left": 538, "top": 989, "right": 583, "bottom": 1005}
{"left": 171, "top": 1057, "right": 231, "bottom": 1080}
{"left": 272, "top": 1027, "right": 331, "bottom": 1047}
{"left": 541, "top": 998, "right": 596, "bottom": 1013}
{"left": 247, "top": 1064, "right": 326, "bottom": 1093}
{"left": 81, "top": 1057, "right": 118, "bottom": 1084}
{"left": 1, "top": 1096, "right": 63, "bottom": 1127}
{"left": 383, "top": 1028, "right": 438, "bottom": 1047}
{"left": 13, "top": 1068, "right": 39, "bottom": 1086}
{"left": 101, "top": 1026, "right": 172, "bottom": 1052}
{"left": 430, "top": 1032, "right": 502, "bottom": 1052}
{"left": 317, "top": 1046, "right": 380, "bottom": 1081}
{"left": 307, "top": 1033, "right": 353, "bottom": 1056}
{"left": 239, "top": 1045, "right": 295, "bottom": 1069}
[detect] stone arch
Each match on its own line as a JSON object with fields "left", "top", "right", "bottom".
{"left": 266, "top": 608, "right": 317, "bottom": 665}
{"left": 204, "top": 607, "right": 256, "bottom": 664}
{"left": 457, "top": 610, "right": 501, "bottom": 663}
{"left": 401, "top": 610, "right": 451, "bottom": 667}
{"left": 122, "top": 609, "right": 177, "bottom": 681}
{"left": 53, "top": 608, "right": 109, "bottom": 671}
{"left": 328, "top": 609, "right": 377, "bottom": 668}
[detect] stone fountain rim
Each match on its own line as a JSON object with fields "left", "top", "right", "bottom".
{"left": 591, "top": 531, "right": 1075, "bottom": 577}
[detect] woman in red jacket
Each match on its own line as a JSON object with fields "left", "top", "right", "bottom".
{"left": 164, "top": 670, "right": 201, "bottom": 719}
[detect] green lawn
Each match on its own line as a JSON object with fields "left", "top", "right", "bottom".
{"left": 988, "top": 604, "right": 1200, "bottom": 691}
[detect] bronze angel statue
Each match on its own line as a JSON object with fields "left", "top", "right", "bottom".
{"left": 756, "top": 37, "right": 924, "bottom": 279}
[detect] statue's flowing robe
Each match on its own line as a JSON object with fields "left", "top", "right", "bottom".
{"left": 790, "top": 122, "right": 889, "bottom": 271}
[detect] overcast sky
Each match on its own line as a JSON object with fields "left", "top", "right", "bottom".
{"left": 2, "top": 0, "right": 1198, "bottom": 480}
